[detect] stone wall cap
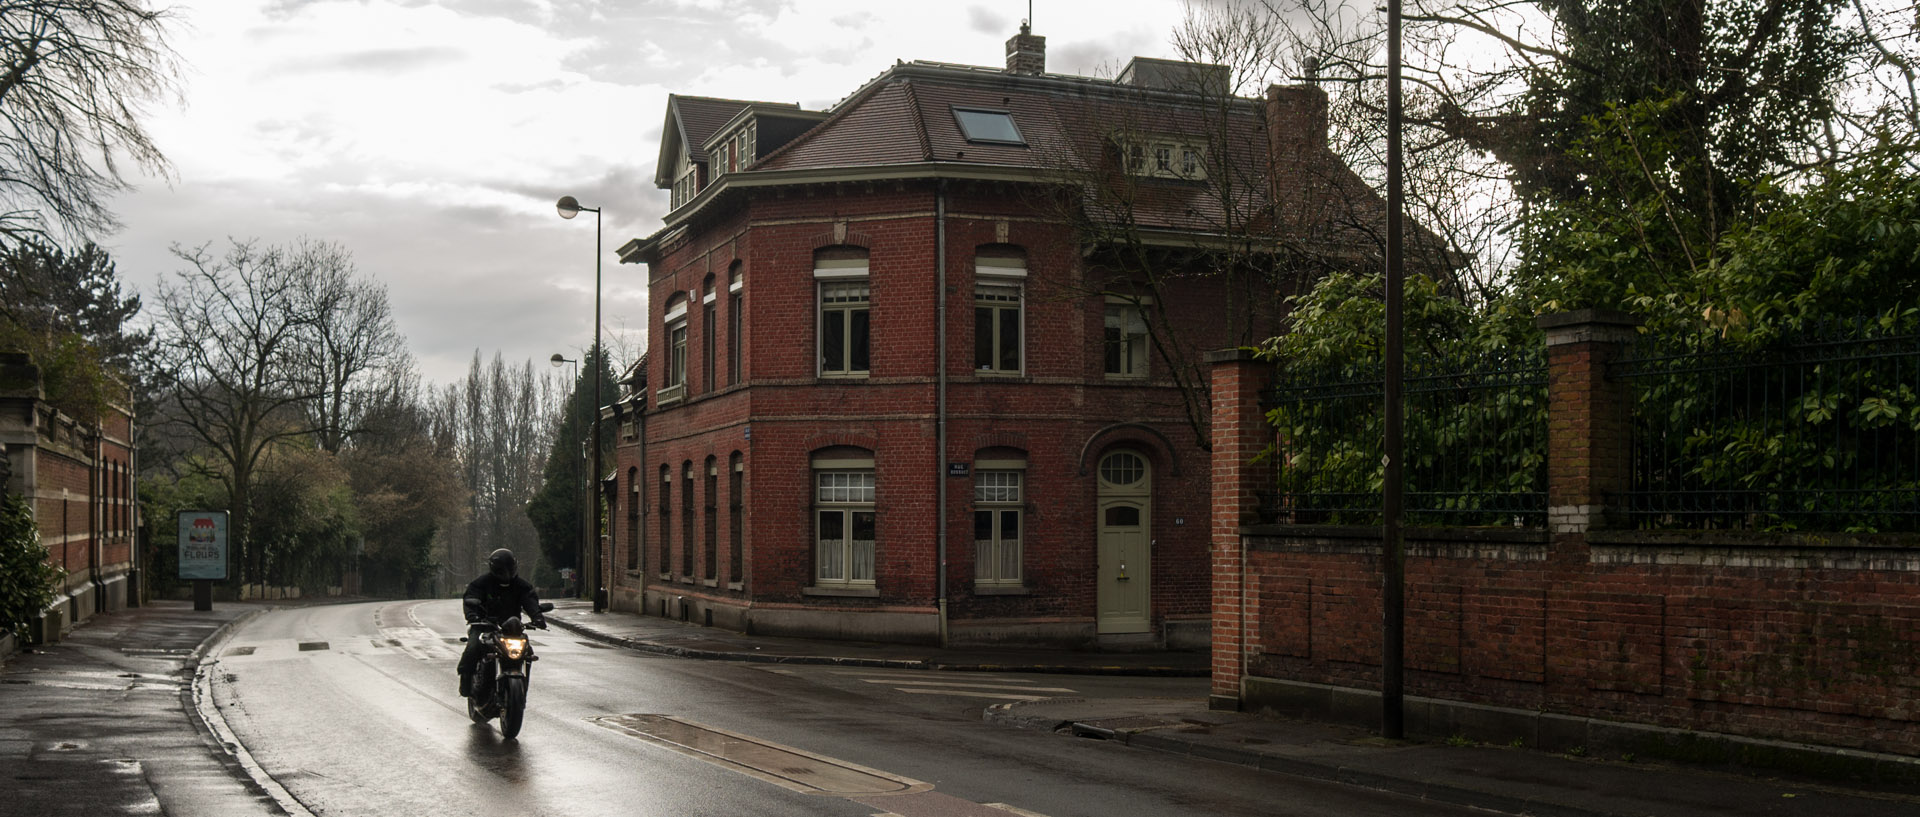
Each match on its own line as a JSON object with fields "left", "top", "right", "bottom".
{"left": 1535, "top": 309, "right": 1640, "bottom": 331}
{"left": 1204, "top": 348, "right": 1262, "bottom": 364}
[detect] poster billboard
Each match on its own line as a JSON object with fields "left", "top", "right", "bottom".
{"left": 178, "top": 511, "right": 229, "bottom": 581}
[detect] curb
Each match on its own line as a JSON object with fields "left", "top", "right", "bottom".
{"left": 983, "top": 699, "right": 1621, "bottom": 817}
{"left": 547, "top": 614, "right": 1207, "bottom": 676}
{"left": 186, "top": 606, "right": 317, "bottom": 817}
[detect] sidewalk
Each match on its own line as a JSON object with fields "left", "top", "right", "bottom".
{"left": 0, "top": 600, "right": 289, "bottom": 816}
{"left": 550, "top": 600, "right": 1920, "bottom": 817}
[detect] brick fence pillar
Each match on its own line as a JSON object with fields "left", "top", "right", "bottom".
{"left": 1206, "top": 348, "right": 1275, "bottom": 710}
{"left": 1537, "top": 310, "right": 1639, "bottom": 534}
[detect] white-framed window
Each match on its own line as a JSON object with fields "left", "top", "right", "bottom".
{"left": 1104, "top": 297, "right": 1150, "bottom": 378}
{"left": 973, "top": 465, "right": 1024, "bottom": 586}
{"left": 974, "top": 254, "right": 1025, "bottom": 374}
{"left": 816, "top": 253, "right": 870, "bottom": 377}
{"left": 671, "top": 146, "right": 699, "bottom": 208}
{"left": 1122, "top": 137, "right": 1207, "bottom": 181}
{"left": 814, "top": 464, "right": 876, "bottom": 587}
{"left": 734, "top": 123, "right": 756, "bottom": 170}
{"left": 662, "top": 294, "right": 689, "bottom": 403}
{"left": 728, "top": 264, "right": 744, "bottom": 386}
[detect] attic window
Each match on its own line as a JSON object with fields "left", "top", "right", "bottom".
{"left": 953, "top": 107, "right": 1025, "bottom": 146}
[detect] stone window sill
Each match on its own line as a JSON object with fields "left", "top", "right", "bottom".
{"left": 973, "top": 584, "right": 1030, "bottom": 596}
{"left": 802, "top": 585, "right": 879, "bottom": 598}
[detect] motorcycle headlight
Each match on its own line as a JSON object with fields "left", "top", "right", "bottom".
{"left": 501, "top": 637, "right": 527, "bottom": 660}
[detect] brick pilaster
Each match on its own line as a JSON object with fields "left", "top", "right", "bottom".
{"left": 1207, "top": 348, "right": 1274, "bottom": 709}
{"left": 1538, "top": 310, "right": 1639, "bottom": 534}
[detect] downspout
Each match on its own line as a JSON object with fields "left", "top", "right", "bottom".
{"left": 91, "top": 428, "right": 105, "bottom": 614}
{"left": 130, "top": 416, "right": 140, "bottom": 607}
{"left": 935, "top": 179, "right": 949, "bottom": 646}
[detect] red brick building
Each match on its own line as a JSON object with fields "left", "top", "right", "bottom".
{"left": 606, "top": 28, "right": 1385, "bottom": 645}
{"left": 1, "top": 354, "right": 139, "bottom": 645}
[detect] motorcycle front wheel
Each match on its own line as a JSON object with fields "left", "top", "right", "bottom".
{"left": 498, "top": 676, "right": 527, "bottom": 739}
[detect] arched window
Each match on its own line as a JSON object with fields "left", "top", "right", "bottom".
{"left": 681, "top": 461, "right": 695, "bottom": 577}
{"left": 811, "top": 446, "right": 875, "bottom": 586}
{"left": 663, "top": 293, "right": 689, "bottom": 403}
{"left": 973, "top": 448, "right": 1026, "bottom": 587}
{"left": 701, "top": 275, "right": 717, "bottom": 393}
{"left": 658, "top": 465, "right": 672, "bottom": 574}
{"left": 814, "top": 247, "right": 870, "bottom": 377}
{"left": 974, "top": 246, "right": 1026, "bottom": 374}
{"left": 728, "top": 452, "right": 744, "bottom": 585}
{"left": 626, "top": 467, "right": 640, "bottom": 570}
{"left": 727, "top": 261, "right": 744, "bottom": 386}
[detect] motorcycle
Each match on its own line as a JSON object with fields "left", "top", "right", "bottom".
{"left": 462, "top": 602, "right": 553, "bottom": 739}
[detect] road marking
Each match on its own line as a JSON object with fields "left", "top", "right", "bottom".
{"left": 863, "top": 679, "right": 1076, "bottom": 693}
{"left": 595, "top": 714, "right": 931, "bottom": 796}
{"left": 892, "top": 688, "right": 1056, "bottom": 701}
{"left": 375, "top": 627, "right": 460, "bottom": 660}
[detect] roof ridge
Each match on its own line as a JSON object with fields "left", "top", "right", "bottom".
{"left": 671, "top": 93, "right": 800, "bottom": 109}
{"left": 901, "top": 80, "right": 933, "bottom": 162}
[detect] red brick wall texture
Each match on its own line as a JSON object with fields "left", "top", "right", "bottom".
{"left": 610, "top": 180, "right": 1270, "bottom": 638}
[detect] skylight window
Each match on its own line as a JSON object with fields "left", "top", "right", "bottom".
{"left": 953, "top": 107, "right": 1026, "bottom": 146}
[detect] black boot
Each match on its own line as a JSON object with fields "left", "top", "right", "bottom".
{"left": 459, "top": 673, "right": 473, "bottom": 697}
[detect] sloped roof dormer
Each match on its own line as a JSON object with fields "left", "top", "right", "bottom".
{"left": 654, "top": 95, "right": 803, "bottom": 188}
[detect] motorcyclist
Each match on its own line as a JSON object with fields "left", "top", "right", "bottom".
{"left": 458, "top": 548, "right": 546, "bottom": 697}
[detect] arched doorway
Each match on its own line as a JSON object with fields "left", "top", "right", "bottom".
{"left": 1096, "top": 450, "right": 1151, "bottom": 634}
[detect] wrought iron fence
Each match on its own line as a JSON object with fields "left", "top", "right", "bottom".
{"left": 1611, "top": 321, "right": 1920, "bottom": 532}
{"left": 1260, "top": 348, "right": 1548, "bottom": 527}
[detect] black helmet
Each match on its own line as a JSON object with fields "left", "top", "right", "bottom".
{"left": 488, "top": 549, "right": 517, "bottom": 580}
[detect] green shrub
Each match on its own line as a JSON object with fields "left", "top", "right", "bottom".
{"left": 0, "top": 493, "right": 64, "bottom": 639}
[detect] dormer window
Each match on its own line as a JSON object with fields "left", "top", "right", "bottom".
{"left": 953, "top": 107, "right": 1025, "bottom": 146}
{"left": 1121, "top": 137, "right": 1207, "bottom": 180}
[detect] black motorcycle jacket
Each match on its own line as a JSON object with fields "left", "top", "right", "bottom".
{"left": 462, "top": 574, "right": 544, "bottom": 627}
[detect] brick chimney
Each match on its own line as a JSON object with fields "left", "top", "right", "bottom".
{"left": 1267, "top": 84, "right": 1332, "bottom": 237}
{"left": 1266, "top": 84, "right": 1328, "bottom": 158}
{"left": 1006, "top": 23, "right": 1045, "bottom": 75}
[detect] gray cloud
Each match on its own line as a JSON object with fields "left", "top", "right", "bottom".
{"left": 967, "top": 6, "right": 1008, "bottom": 34}
{"left": 264, "top": 46, "right": 466, "bottom": 77}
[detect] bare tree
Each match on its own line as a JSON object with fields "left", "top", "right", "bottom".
{"left": 293, "top": 241, "right": 405, "bottom": 452}
{"left": 148, "top": 239, "right": 327, "bottom": 585}
{"left": 0, "top": 1, "right": 180, "bottom": 245}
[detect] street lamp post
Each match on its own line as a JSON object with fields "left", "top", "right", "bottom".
{"left": 557, "top": 195, "right": 606, "bottom": 613}
{"left": 549, "top": 353, "right": 582, "bottom": 598}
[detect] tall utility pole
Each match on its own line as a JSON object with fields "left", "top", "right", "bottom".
{"left": 1382, "top": 0, "right": 1408, "bottom": 740}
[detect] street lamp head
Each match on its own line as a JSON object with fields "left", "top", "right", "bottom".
{"left": 556, "top": 195, "right": 583, "bottom": 220}
{"left": 550, "top": 353, "right": 571, "bottom": 368}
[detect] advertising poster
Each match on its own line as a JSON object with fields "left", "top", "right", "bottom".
{"left": 178, "top": 511, "right": 229, "bottom": 581}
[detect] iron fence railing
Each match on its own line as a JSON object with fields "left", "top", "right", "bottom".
{"left": 1610, "top": 321, "right": 1920, "bottom": 532}
{"left": 1261, "top": 348, "right": 1547, "bottom": 527}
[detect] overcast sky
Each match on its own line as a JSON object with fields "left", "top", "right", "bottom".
{"left": 102, "top": 0, "right": 1195, "bottom": 387}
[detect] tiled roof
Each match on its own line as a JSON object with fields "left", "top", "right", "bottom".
{"left": 671, "top": 95, "right": 784, "bottom": 163}
{"left": 656, "top": 61, "right": 1412, "bottom": 255}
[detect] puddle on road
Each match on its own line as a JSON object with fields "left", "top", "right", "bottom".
{"left": 594, "top": 714, "right": 928, "bottom": 796}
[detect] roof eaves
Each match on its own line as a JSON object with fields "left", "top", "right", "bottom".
{"left": 643, "top": 161, "right": 1057, "bottom": 238}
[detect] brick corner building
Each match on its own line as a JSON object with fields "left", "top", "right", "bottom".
{"left": 604, "top": 29, "right": 1391, "bottom": 646}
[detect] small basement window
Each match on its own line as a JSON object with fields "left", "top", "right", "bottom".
{"left": 954, "top": 107, "right": 1025, "bottom": 146}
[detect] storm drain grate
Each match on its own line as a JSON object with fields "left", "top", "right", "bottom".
{"left": 297, "top": 642, "right": 329, "bottom": 652}
{"left": 224, "top": 647, "right": 256, "bottom": 657}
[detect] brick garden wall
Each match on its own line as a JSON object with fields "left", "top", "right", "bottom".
{"left": 1211, "top": 312, "right": 1920, "bottom": 756}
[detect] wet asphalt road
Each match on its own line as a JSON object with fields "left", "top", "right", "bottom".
{"left": 204, "top": 599, "right": 1487, "bottom": 817}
